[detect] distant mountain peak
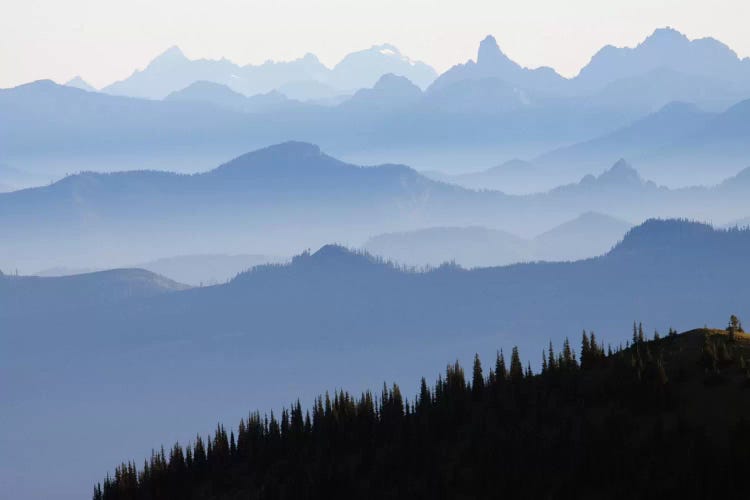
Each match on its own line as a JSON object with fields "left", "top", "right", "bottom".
{"left": 611, "top": 218, "right": 718, "bottom": 256}
{"left": 65, "top": 76, "right": 95, "bottom": 92}
{"left": 374, "top": 43, "right": 401, "bottom": 56}
{"left": 148, "top": 46, "right": 188, "bottom": 67}
{"left": 373, "top": 73, "right": 419, "bottom": 91}
{"left": 212, "top": 141, "right": 324, "bottom": 175}
{"left": 642, "top": 27, "right": 689, "bottom": 46}
{"left": 477, "top": 35, "right": 509, "bottom": 66}
{"left": 600, "top": 159, "right": 641, "bottom": 182}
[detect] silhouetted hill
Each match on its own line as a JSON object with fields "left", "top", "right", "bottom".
{"left": 0, "top": 268, "right": 186, "bottom": 316}
{"left": 5, "top": 219, "right": 750, "bottom": 500}
{"left": 93, "top": 325, "right": 750, "bottom": 499}
{"left": 4, "top": 145, "right": 750, "bottom": 272}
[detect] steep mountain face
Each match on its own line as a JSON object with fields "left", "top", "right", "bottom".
{"left": 429, "top": 29, "right": 750, "bottom": 117}
{"left": 100, "top": 44, "right": 436, "bottom": 100}
{"left": 430, "top": 35, "right": 568, "bottom": 94}
{"left": 575, "top": 27, "right": 750, "bottom": 92}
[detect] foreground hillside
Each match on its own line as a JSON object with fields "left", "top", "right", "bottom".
{"left": 96, "top": 325, "right": 750, "bottom": 499}
{"left": 4, "top": 219, "right": 750, "bottom": 500}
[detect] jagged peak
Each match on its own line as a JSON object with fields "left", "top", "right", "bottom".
{"left": 599, "top": 159, "right": 641, "bottom": 182}
{"left": 148, "top": 46, "right": 188, "bottom": 67}
{"left": 641, "top": 27, "right": 689, "bottom": 47}
{"left": 477, "top": 35, "right": 509, "bottom": 65}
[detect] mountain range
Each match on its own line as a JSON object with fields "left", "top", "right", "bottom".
{"left": 3, "top": 142, "right": 750, "bottom": 272}
{"left": 3, "top": 219, "right": 750, "bottom": 500}
{"left": 3, "top": 27, "right": 746, "bottom": 186}
{"left": 433, "top": 28, "right": 750, "bottom": 103}
{"left": 101, "top": 44, "right": 437, "bottom": 100}
{"left": 33, "top": 253, "right": 285, "bottom": 286}
{"left": 362, "top": 212, "right": 632, "bottom": 268}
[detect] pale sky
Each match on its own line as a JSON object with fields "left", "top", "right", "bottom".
{"left": 1, "top": 0, "right": 749, "bottom": 89}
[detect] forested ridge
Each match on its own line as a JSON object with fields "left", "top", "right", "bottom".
{"left": 96, "top": 321, "right": 750, "bottom": 500}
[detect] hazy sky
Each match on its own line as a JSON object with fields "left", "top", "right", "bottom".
{"left": 1, "top": 0, "right": 749, "bottom": 89}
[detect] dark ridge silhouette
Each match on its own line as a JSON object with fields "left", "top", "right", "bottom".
{"left": 4, "top": 142, "right": 750, "bottom": 272}
{"left": 5, "top": 219, "right": 750, "bottom": 500}
{"left": 94, "top": 325, "right": 750, "bottom": 499}
{"left": 0, "top": 268, "right": 187, "bottom": 315}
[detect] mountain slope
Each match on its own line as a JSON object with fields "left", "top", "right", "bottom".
{"left": 362, "top": 212, "right": 632, "bottom": 268}
{"left": 575, "top": 27, "right": 750, "bottom": 92}
{"left": 64, "top": 76, "right": 96, "bottom": 92}
{"left": 5, "top": 219, "right": 750, "bottom": 500}
{"left": 533, "top": 212, "right": 632, "bottom": 261}
{"left": 0, "top": 268, "right": 187, "bottom": 316}
{"left": 430, "top": 35, "right": 567, "bottom": 94}
{"left": 101, "top": 44, "right": 436, "bottom": 100}
{"left": 4, "top": 145, "right": 750, "bottom": 272}
{"left": 165, "top": 81, "right": 304, "bottom": 113}
{"left": 362, "top": 226, "right": 530, "bottom": 268}
{"left": 537, "top": 101, "right": 714, "bottom": 170}
{"left": 94, "top": 326, "right": 750, "bottom": 500}
{"left": 536, "top": 98, "right": 750, "bottom": 186}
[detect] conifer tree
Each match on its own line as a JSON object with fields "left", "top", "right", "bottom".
{"left": 496, "top": 349, "right": 507, "bottom": 381}
{"left": 547, "top": 341, "right": 557, "bottom": 371}
{"left": 509, "top": 347, "right": 523, "bottom": 382}
{"left": 472, "top": 353, "right": 484, "bottom": 399}
{"left": 581, "top": 330, "right": 591, "bottom": 368}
